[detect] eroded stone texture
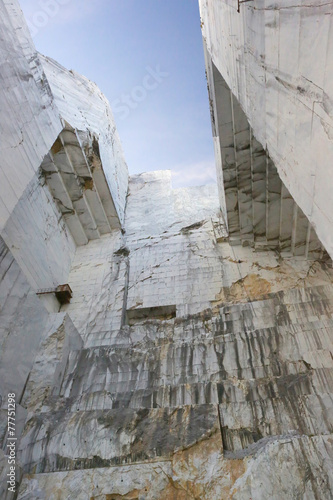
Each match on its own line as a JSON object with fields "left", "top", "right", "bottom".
{"left": 19, "top": 405, "right": 219, "bottom": 473}
{"left": 15, "top": 172, "right": 333, "bottom": 499}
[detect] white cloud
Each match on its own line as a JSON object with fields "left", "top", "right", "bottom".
{"left": 170, "top": 159, "right": 217, "bottom": 188}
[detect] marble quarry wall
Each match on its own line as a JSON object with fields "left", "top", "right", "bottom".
{"left": 11, "top": 172, "right": 333, "bottom": 499}
{"left": 0, "top": 2, "right": 128, "bottom": 497}
{"left": 199, "top": 0, "right": 333, "bottom": 259}
{"left": 40, "top": 54, "right": 129, "bottom": 226}
{"left": 0, "top": 0, "right": 62, "bottom": 231}
{"left": 0, "top": 0, "right": 128, "bottom": 292}
{"left": 0, "top": 1, "right": 333, "bottom": 499}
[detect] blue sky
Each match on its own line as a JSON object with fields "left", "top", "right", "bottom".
{"left": 19, "top": 0, "right": 216, "bottom": 188}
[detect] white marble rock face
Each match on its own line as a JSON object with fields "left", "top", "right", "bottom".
{"left": 199, "top": 0, "right": 333, "bottom": 260}
{"left": 0, "top": 1, "right": 332, "bottom": 499}
{"left": 40, "top": 54, "right": 129, "bottom": 227}
{"left": 13, "top": 171, "right": 333, "bottom": 500}
{"left": 0, "top": 1, "right": 63, "bottom": 232}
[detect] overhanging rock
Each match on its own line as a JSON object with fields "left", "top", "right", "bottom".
{"left": 41, "top": 121, "right": 121, "bottom": 246}
{"left": 206, "top": 56, "right": 327, "bottom": 260}
{"left": 199, "top": 0, "right": 333, "bottom": 260}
